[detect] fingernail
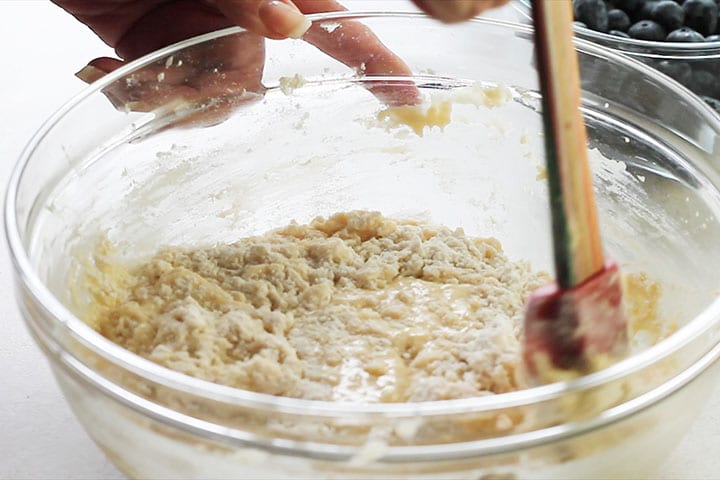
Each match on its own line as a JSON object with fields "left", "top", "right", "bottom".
{"left": 75, "top": 65, "right": 107, "bottom": 84}
{"left": 259, "top": 0, "right": 311, "bottom": 39}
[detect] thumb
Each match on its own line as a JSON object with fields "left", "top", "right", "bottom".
{"left": 412, "top": 0, "right": 508, "bottom": 23}
{"left": 212, "top": 0, "right": 311, "bottom": 39}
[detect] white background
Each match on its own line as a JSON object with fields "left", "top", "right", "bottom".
{"left": 1, "top": 1, "right": 719, "bottom": 478}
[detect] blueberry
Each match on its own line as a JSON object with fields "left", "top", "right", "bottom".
{"left": 683, "top": 0, "right": 718, "bottom": 35}
{"left": 650, "top": 1, "right": 685, "bottom": 30}
{"left": 608, "top": 9, "right": 632, "bottom": 30}
{"left": 628, "top": 20, "right": 667, "bottom": 39}
{"left": 701, "top": 95, "right": 720, "bottom": 114}
{"left": 691, "top": 69, "right": 720, "bottom": 97}
{"left": 609, "top": 29, "right": 632, "bottom": 36}
{"left": 706, "top": 34, "right": 720, "bottom": 41}
{"left": 610, "top": 0, "right": 642, "bottom": 12}
{"left": 698, "top": 60, "right": 720, "bottom": 75}
{"left": 655, "top": 60, "right": 693, "bottom": 85}
{"left": 635, "top": 0, "right": 661, "bottom": 20}
{"left": 666, "top": 26, "right": 705, "bottom": 40}
{"left": 574, "top": 0, "right": 609, "bottom": 32}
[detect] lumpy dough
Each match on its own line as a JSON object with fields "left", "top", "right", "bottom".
{"left": 84, "top": 211, "right": 552, "bottom": 402}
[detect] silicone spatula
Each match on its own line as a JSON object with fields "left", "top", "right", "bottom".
{"left": 522, "top": 0, "right": 628, "bottom": 384}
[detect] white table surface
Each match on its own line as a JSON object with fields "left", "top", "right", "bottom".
{"left": 1, "top": 1, "right": 719, "bottom": 479}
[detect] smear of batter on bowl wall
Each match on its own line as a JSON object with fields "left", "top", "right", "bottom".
{"left": 375, "top": 84, "right": 512, "bottom": 136}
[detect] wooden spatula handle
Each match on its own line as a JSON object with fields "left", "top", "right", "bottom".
{"left": 532, "top": 0, "right": 604, "bottom": 288}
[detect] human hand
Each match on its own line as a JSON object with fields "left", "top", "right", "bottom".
{"left": 412, "top": 0, "right": 509, "bottom": 22}
{"left": 60, "top": 0, "right": 426, "bottom": 125}
{"left": 57, "top": 1, "right": 510, "bottom": 60}
{"left": 57, "top": 0, "right": 508, "bottom": 125}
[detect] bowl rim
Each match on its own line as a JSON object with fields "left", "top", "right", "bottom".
{"left": 515, "top": 0, "right": 720, "bottom": 55}
{"left": 6, "top": 12, "right": 720, "bottom": 423}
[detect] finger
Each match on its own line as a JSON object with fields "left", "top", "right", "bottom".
{"left": 76, "top": 56, "right": 199, "bottom": 111}
{"left": 212, "top": 0, "right": 311, "bottom": 39}
{"left": 74, "top": 32, "right": 267, "bottom": 129}
{"left": 75, "top": 57, "right": 125, "bottom": 84}
{"left": 295, "top": 0, "right": 421, "bottom": 105}
{"left": 75, "top": 56, "right": 191, "bottom": 88}
{"left": 412, "top": 0, "right": 509, "bottom": 23}
{"left": 78, "top": 60, "right": 256, "bottom": 128}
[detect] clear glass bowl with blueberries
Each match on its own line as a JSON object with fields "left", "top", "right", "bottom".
{"left": 515, "top": 0, "right": 720, "bottom": 113}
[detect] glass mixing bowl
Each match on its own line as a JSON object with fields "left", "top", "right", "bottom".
{"left": 7, "top": 13, "right": 720, "bottom": 479}
{"left": 515, "top": 0, "right": 720, "bottom": 112}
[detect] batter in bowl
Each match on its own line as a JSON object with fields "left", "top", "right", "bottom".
{"left": 79, "top": 210, "right": 661, "bottom": 403}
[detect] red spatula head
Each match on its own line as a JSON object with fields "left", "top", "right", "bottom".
{"left": 523, "top": 261, "right": 627, "bottom": 384}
